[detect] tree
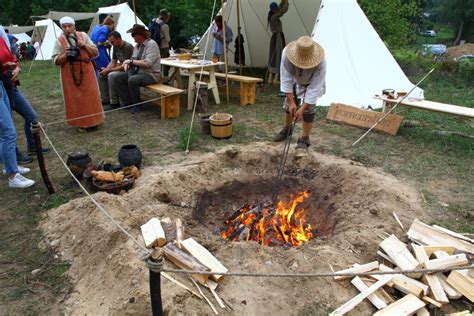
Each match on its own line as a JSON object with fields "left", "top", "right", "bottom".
{"left": 359, "top": 0, "right": 423, "bottom": 47}
{"left": 432, "top": 0, "right": 474, "bottom": 45}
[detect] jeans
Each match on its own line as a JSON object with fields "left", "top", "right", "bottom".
{"left": 98, "top": 71, "right": 122, "bottom": 105}
{"left": 11, "top": 87, "right": 38, "bottom": 152}
{"left": 0, "top": 82, "right": 18, "bottom": 174}
{"left": 114, "top": 72, "right": 157, "bottom": 106}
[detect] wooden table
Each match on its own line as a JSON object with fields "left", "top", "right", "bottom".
{"left": 161, "top": 58, "right": 224, "bottom": 110}
{"left": 377, "top": 96, "right": 474, "bottom": 118}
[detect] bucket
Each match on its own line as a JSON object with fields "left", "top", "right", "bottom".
{"left": 210, "top": 113, "right": 233, "bottom": 139}
{"left": 199, "top": 114, "right": 212, "bottom": 134}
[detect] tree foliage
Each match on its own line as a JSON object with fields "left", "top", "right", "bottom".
{"left": 359, "top": 0, "right": 423, "bottom": 47}
{"left": 430, "top": 0, "right": 474, "bottom": 44}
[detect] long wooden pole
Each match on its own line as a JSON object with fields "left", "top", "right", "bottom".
{"left": 236, "top": 0, "right": 243, "bottom": 75}
{"left": 132, "top": 0, "right": 138, "bottom": 24}
{"left": 221, "top": 0, "right": 230, "bottom": 103}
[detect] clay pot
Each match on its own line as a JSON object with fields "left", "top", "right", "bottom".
{"left": 66, "top": 150, "right": 92, "bottom": 179}
{"left": 118, "top": 144, "right": 142, "bottom": 169}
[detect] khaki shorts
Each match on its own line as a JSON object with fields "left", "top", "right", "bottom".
{"left": 283, "top": 98, "right": 316, "bottom": 122}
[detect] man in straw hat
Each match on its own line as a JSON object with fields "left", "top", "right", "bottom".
{"left": 114, "top": 24, "right": 160, "bottom": 113}
{"left": 273, "top": 36, "right": 326, "bottom": 149}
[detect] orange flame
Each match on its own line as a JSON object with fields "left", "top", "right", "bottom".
{"left": 221, "top": 191, "right": 314, "bottom": 246}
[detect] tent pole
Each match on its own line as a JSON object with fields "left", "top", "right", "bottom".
{"left": 221, "top": 0, "right": 230, "bottom": 104}
{"left": 236, "top": 0, "right": 242, "bottom": 75}
{"left": 132, "top": 0, "right": 138, "bottom": 24}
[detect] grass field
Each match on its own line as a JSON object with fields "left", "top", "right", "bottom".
{"left": 0, "top": 59, "right": 472, "bottom": 314}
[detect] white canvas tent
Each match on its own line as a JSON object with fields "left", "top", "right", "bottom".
{"left": 90, "top": 3, "right": 145, "bottom": 45}
{"left": 12, "top": 33, "right": 31, "bottom": 44}
{"left": 31, "top": 19, "right": 61, "bottom": 60}
{"left": 198, "top": 0, "right": 423, "bottom": 108}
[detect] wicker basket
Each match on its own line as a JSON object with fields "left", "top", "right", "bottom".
{"left": 176, "top": 53, "right": 192, "bottom": 60}
{"left": 210, "top": 113, "right": 233, "bottom": 139}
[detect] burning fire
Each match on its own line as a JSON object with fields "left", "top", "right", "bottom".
{"left": 221, "top": 191, "right": 314, "bottom": 246}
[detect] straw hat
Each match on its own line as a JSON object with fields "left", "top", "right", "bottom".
{"left": 127, "top": 24, "right": 150, "bottom": 38}
{"left": 286, "top": 36, "right": 324, "bottom": 69}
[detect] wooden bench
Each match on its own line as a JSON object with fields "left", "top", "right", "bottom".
{"left": 145, "top": 84, "right": 184, "bottom": 119}
{"left": 195, "top": 71, "right": 263, "bottom": 106}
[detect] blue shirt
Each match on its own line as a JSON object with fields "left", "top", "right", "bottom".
{"left": 90, "top": 25, "right": 111, "bottom": 71}
{"left": 211, "top": 23, "right": 233, "bottom": 56}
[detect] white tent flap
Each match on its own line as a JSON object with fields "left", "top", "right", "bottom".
{"left": 32, "top": 19, "right": 62, "bottom": 60}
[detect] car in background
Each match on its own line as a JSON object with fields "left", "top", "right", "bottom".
{"left": 419, "top": 30, "right": 437, "bottom": 37}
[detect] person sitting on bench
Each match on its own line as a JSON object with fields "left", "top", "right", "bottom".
{"left": 114, "top": 24, "right": 161, "bottom": 113}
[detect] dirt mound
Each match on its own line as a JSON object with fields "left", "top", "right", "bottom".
{"left": 446, "top": 43, "right": 474, "bottom": 59}
{"left": 40, "top": 143, "right": 427, "bottom": 315}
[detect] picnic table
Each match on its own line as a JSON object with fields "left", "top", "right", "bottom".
{"left": 161, "top": 58, "right": 224, "bottom": 110}
{"left": 377, "top": 96, "right": 474, "bottom": 119}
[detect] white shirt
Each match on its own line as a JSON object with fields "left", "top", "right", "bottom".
{"left": 280, "top": 47, "right": 326, "bottom": 105}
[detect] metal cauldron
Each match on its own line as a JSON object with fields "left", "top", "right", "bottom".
{"left": 66, "top": 150, "right": 91, "bottom": 179}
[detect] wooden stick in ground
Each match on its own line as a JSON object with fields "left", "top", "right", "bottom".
{"left": 329, "top": 275, "right": 392, "bottom": 316}
{"left": 393, "top": 212, "right": 404, "bottom": 230}
{"left": 191, "top": 278, "right": 218, "bottom": 315}
{"left": 161, "top": 272, "right": 202, "bottom": 300}
{"left": 207, "top": 281, "right": 226, "bottom": 309}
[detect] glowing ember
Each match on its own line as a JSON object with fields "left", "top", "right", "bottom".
{"left": 221, "top": 191, "right": 314, "bottom": 246}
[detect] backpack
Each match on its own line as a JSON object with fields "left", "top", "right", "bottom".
{"left": 148, "top": 18, "right": 164, "bottom": 43}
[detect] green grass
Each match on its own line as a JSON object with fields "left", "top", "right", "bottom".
{"left": 1, "top": 58, "right": 473, "bottom": 313}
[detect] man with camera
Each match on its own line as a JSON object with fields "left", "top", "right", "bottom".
{"left": 114, "top": 24, "right": 161, "bottom": 113}
{"left": 52, "top": 17, "right": 104, "bottom": 132}
{"left": 98, "top": 31, "right": 134, "bottom": 110}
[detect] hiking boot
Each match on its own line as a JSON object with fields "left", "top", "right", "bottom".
{"left": 295, "top": 137, "right": 310, "bottom": 149}
{"left": 17, "top": 154, "right": 33, "bottom": 164}
{"left": 273, "top": 126, "right": 293, "bottom": 142}
{"left": 27, "top": 147, "right": 50, "bottom": 156}
{"left": 3, "top": 166, "right": 31, "bottom": 175}
{"left": 8, "top": 173, "right": 35, "bottom": 189}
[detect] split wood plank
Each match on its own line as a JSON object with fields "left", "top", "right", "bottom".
{"left": 140, "top": 218, "right": 166, "bottom": 248}
{"left": 359, "top": 277, "right": 395, "bottom": 304}
{"left": 160, "top": 217, "right": 177, "bottom": 241}
{"left": 393, "top": 212, "right": 404, "bottom": 230}
{"left": 181, "top": 238, "right": 228, "bottom": 282}
{"left": 333, "top": 261, "right": 379, "bottom": 280}
{"left": 423, "top": 246, "right": 455, "bottom": 256}
{"left": 350, "top": 276, "right": 387, "bottom": 309}
{"left": 433, "top": 250, "right": 450, "bottom": 258}
{"left": 412, "top": 243, "right": 449, "bottom": 303}
{"left": 423, "top": 254, "right": 468, "bottom": 272}
{"left": 407, "top": 219, "right": 474, "bottom": 254}
{"left": 432, "top": 225, "right": 474, "bottom": 244}
{"left": 415, "top": 307, "right": 430, "bottom": 316}
{"left": 446, "top": 269, "right": 474, "bottom": 302}
{"left": 421, "top": 274, "right": 449, "bottom": 304}
{"left": 176, "top": 218, "right": 184, "bottom": 246}
{"left": 421, "top": 295, "right": 442, "bottom": 308}
{"left": 438, "top": 273, "right": 463, "bottom": 299}
{"left": 163, "top": 242, "right": 210, "bottom": 285}
{"left": 376, "top": 251, "right": 395, "bottom": 266}
{"left": 379, "top": 235, "right": 420, "bottom": 273}
{"left": 376, "top": 264, "right": 429, "bottom": 296}
{"left": 208, "top": 283, "right": 226, "bottom": 309}
{"left": 373, "top": 294, "right": 425, "bottom": 316}
{"left": 329, "top": 275, "right": 392, "bottom": 316}
{"left": 161, "top": 272, "right": 202, "bottom": 299}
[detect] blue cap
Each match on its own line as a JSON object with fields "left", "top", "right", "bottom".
{"left": 270, "top": 2, "right": 278, "bottom": 10}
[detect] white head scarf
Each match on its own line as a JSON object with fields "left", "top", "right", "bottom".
{"left": 0, "top": 25, "right": 11, "bottom": 52}
{"left": 59, "top": 16, "right": 75, "bottom": 26}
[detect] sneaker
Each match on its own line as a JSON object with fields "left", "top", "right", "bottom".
{"left": 295, "top": 137, "right": 310, "bottom": 149}
{"left": 273, "top": 126, "right": 293, "bottom": 142}
{"left": 129, "top": 106, "right": 140, "bottom": 114}
{"left": 17, "top": 154, "right": 33, "bottom": 164}
{"left": 27, "top": 147, "right": 50, "bottom": 156}
{"left": 8, "top": 173, "right": 35, "bottom": 188}
{"left": 3, "top": 166, "right": 31, "bottom": 175}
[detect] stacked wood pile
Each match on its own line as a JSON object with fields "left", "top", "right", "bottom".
{"left": 140, "top": 217, "right": 228, "bottom": 314}
{"left": 330, "top": 219, "right": 473, "bottom": 315}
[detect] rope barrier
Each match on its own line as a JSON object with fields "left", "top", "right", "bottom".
{"left": 38, "top": 123, "right": 151, "bottom": 256}
{"left": 160, "top": 264, "right": 474, "bottom": 278}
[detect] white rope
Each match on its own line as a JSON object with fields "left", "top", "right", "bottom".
{"left": 184, "top": 0, "right": 218, "bottom": 154}
{"left": 38, "top": 124, "right": 151, "bottom": 255}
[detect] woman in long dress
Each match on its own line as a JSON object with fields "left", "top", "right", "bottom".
{"left": 52, "top": 17, "right": 104, "bottom": 132}
{"left": 267, "top": 0, "right": 289, "bottom": 84}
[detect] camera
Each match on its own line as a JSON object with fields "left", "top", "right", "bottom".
{"left": 66, "top": 46, "right": 80, "bottom": 62}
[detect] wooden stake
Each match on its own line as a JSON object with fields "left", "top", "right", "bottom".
{"left": 393, "top": 212, "right": 404, "bottom": 230}
{"left": 208, "top": 282, "right": 226, "bottom": 309}
{"left": 191, "top": 278, "right": 218, "bottom": 315}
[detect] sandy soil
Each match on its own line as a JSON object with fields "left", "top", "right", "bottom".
{"left": 40, "top": 142, "right": 427, "bottom": 315}
{"left": 446, "top": 43, "right": 474, "bottom": 59}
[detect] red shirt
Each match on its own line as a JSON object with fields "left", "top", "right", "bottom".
{"left": 0, "top": 38, "right": 16, "bottom": 73}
